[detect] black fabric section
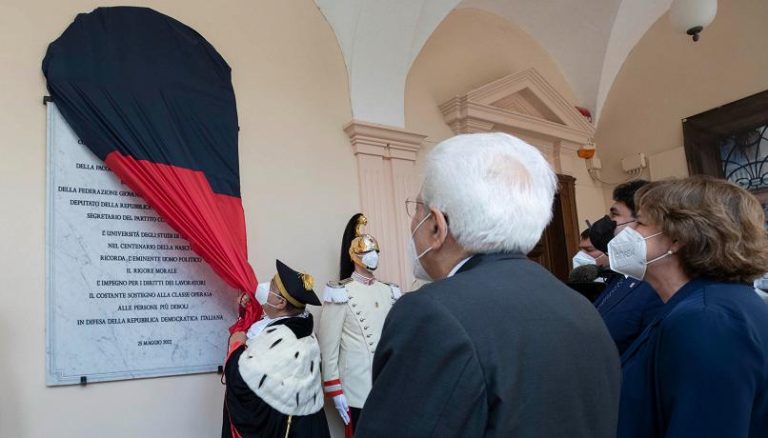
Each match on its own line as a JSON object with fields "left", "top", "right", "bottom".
{"left": 222, "top": 345, "right": 330, "bottom": 438}
{"left": 339, "top": 213, "right": 364, "bottom": 280}
{"left": 268, "top": 314, "right": 314, "bottom": 339}
{"left": 589, "top": 215, "right": 617, "bottom": 254}
{"left": 43, "top": 7, "right": 241, "bottom": 196}
{"left": 350, "top": 407, "right": 362, "bottom": 433}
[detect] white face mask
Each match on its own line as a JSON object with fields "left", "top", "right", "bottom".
{"left": 262, "top": 292, "right": 284, "bottom": 310}
{"left": 248, "top": 283, "right": 275, "bottom": 342}
{"left": 608, "top": 227, "right": 671, "bottom": 280}
{"left": 254, "top": 282, "right": 270, "bottom": 306}
{"left": 409, "top": 212, "right": 434, "bottom": 281}
{"left": 572, "top": 250, "right": 597, "bottom": 269}
{"left": 361, "top": 251, "right": 379, "bottom": 270}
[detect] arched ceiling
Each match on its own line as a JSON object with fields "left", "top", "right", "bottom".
{"left": 596, "top": 0, "right": 673, "bottom": 121}
{"left": 458, "top": 0, "right": 622, "bottom": 121}
{"left": 315, "top": 0, "right": 459, "bottom": 127}
{"left": 315, "top": 0, "right": 674, "bottom": 127}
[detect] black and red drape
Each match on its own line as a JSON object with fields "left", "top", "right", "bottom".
{"left": 43, "top": 7, "right": 261, "bottom": 332}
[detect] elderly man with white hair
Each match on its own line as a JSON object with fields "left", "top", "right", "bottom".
{"left": 356, "top": 133, "right": 620, "bottom": 437}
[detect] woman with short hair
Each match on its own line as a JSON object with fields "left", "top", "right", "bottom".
{"left": 614, "top": 175, "right": 768, "bottom": 437}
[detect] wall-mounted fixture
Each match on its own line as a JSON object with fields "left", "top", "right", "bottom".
{"left": 585, "top": 149, "right": 647, "bottom": 185}
{"left": 575, "top": 106, "right": 593, "bottom": 124}
{"left": 669, "top": 0, "right": 717, "bottom": 42}
{"left": 578, "top": 139, "right": 596, "bottom": 159}
{"left": 621, "top": 152, "right": 648, "bottom": 173}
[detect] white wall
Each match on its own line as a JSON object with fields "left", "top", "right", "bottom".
{"left": 595, "top": 0, "right": 768, "bottom": 200}
{"left": 0, "top": 1, "right": 354, "bottom": 436}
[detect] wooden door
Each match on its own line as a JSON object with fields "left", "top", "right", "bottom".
{"left": 529, "top": 174, "right": 580, "bottom": 281}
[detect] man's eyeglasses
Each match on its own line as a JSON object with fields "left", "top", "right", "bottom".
{"left": 405, "top": 199, "right": 424, "bottom": 218}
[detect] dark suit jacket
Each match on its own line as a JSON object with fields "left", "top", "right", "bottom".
{"left": 356, "top": 253, "right": 621, "bottom": 437}
{"left": 618, "top": 278, "right": 768, "bottom": 438}
{"left": 594, "top": 276, "right": 663, "bottom": 354}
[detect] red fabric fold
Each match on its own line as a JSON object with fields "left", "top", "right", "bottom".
{"left": 346, "top": 416, "right": 354, "bottom": 438}
{"left": 104, "top": 151, "right": 262, "bottom": 332}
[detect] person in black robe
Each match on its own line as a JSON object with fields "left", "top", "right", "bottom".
{"left": 222, "top": 259, "right": 330, "bottom": 438}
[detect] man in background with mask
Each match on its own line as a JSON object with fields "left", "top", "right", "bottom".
{"left": 567, "top": 229, "right": 610, "bottom": 302}
{"left": 573, "top": 229, "right": 609, "bottom": 270}
{"left": 318, "top": 214, "right": 400, "bottom": 435}
{"left": 589, "top": 180, "right": 663, "bottom": 355}
{"left": 356, "top": 133, "right": 620, "bottom": 438}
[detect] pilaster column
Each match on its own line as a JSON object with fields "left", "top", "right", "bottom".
{"left": 344, "top": 120, "right": 427, "bottom": 289}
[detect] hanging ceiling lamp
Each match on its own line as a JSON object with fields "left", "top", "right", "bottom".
{"left": 669, "top": 0, "right": 718, "bottom": 42}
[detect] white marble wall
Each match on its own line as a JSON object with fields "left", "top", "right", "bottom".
{"left": 46, "top": 104, "right": 236, "bottom": 385}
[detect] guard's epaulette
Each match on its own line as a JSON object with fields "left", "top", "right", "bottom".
{"left": 323, "top": 279, "right": 351, "bottom": 303}
{"left": 383, "top": 282, "right": 402, "bottom": 300}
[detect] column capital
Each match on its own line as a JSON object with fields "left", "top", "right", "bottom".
{"left": 344, "top": 120, "right": 427, "bottom": 162}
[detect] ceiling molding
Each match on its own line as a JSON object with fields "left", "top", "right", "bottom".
{"left": 344, "top": 120, "right": 428, "bottom": 161}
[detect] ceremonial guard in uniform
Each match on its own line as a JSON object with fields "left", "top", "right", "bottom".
{"left": 222, "top": 259, "right": 330, "bottom": 438}
{"left": 318, "top": 214, "right": 401, "bottom": 433}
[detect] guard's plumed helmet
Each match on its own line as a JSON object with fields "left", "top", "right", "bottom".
{"left": 338, "top": 214, "right": 380, "bottom": 278}
{"left": 350, "top": 216, "right": 379, "bottom": 254}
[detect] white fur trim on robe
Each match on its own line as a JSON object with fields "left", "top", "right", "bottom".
{"left": 237, "top": 324, "right": 324, "bottom": 416}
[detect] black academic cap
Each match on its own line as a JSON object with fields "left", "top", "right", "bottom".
{"left": 274, "top": 259, "right": 321, "bottom": 307}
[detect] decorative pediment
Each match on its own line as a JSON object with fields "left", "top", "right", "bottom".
{"left": 440, "top": 68, "right": 595, "bottom": 144}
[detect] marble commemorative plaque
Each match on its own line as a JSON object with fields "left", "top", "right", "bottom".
{"left": 46, "top": 102, "right": 237, "bottom": 385}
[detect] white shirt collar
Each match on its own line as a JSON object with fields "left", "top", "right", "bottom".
{"left": 245, "top": 311, "right": 309, "bottom": 342}
{"left": 448, "top": 256, "right": 473, "bottom": 278}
